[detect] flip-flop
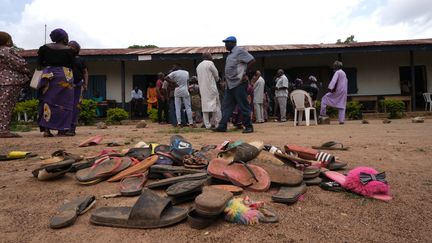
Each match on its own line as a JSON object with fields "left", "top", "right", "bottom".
{"left": 195, "top": 187, "right": 233, "bottom": 217}
{"left": 146, "top": 173, "right": 208, "bottom": 189}
{"left": 150, "top": 164, "right": 203, "bottom": 175}
{"left": 32, "top": 159, "right": 76, "bottom": 181}
{"left": 50, "top": 195, "right": 96, "bottom": 229}
{"left": 323, "top": 167, "right": 392, "bottom": 201}
{"left": 125, "top": 147, "right": 152, "bottom": 161}
{"left": 207, "top": 158, "right": 232, "bottom": 181}
{"left": 166, "top": 179, "right": 207, "bottom": 198}
{"left": 0, "top": 151, "right": 37, "bottom": 161}
{"left": 78, "top": 135, "right": 103, "bottom": 147}
{"left": 208, "top": 185, "right": 243, "bottom": 195}
{"left": 107, "top": 155, "right": 158, "bottom": 182}
{"left": 272, "top": 183, "right": 307, "bottom": 204}
{"left": 258, "top": 207, "right": 279, "bottom": 223}
{"left": 90, "top": 189, "right": 188, "bottom": 229}
{"left": 250, "top": 153, "right": 303, "bottom": 186}
{"left": 183, "top": 154, "right": 209, "bottom": 169}
{"left": 303, "top": 167, "right": 321, "bottom": 179}
{"left": 285, "top": 144, "right": 347, "bottom": 170}
{"left": 218, "top": 141, "right": 264, "bottom": 163}
{"left": 187, "top": 208, "right": 218, "bottom": 229}
{"left": 312, "top": 141, "right": 350, "bottom": 151}
{"left": 76, "top": 156, "right": 131, "bottom": 183}
{"left": 304, "top": 176, "right": 322, "bottom": 186}
{"left": 41, "top": 150, "right": 83, "bottom": 164}
{"left": 223, "top": 161, "right": 270, "bottom": 192}
{"left": 120, "top": 173, "right": 148, "bottom": 196}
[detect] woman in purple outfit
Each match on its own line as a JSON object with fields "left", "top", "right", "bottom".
{"left": 37, "top": 28, "right": 75, "bottom": 137}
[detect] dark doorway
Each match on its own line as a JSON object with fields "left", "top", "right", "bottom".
{"left": 84, "top": 75, "right": 106, "bottom": 100}
{"left": 132, "top": 74, "right": 158, "bottom": 118}
{"left": 399, "top": 66, "right": 427, "bottom": 109}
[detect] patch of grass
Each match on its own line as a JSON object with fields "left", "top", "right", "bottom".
{"left": 423, "top": 180, "right": 432, "bottom": 186}
{"left": 10, "top": 122, "right": 33, "bottom": 132}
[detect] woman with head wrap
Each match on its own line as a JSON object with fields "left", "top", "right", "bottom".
{"left": 37, "top": 28, "right": 75, "bottom": 137}
{"left": 66, "top": 40, "right": 88, "bottom": 136}
{"left": 0, "top": 31, "right": 30, "bottom": 138}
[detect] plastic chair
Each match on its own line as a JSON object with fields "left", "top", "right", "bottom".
{"left": 423, "top": 93, "right": 432, "bottom": 112}
{"left": 290, "top": 90, "right": 318, "bottom": 126}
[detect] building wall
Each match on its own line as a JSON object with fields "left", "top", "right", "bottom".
{"left": 86, "top": 50, "right": 432, "bottom": 102}
{"left": 415, "top": 50, "right": 432, "bottom": 92}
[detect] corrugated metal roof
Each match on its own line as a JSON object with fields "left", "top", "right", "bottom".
{"left": 19, "top": 38, "right": 432, "bottom": 57}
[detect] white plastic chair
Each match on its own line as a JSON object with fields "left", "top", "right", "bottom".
{"left": 290, "top": 90, "right": 318, "bottom": 126}
{"left": 423, "top": 93, "right": 432, "bottom": 112}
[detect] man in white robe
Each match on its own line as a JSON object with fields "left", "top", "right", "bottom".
{"left": 196, "top": 52, "right": 221, "bottom": 129}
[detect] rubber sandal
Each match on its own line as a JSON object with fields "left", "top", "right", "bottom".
{"left": 32, "top": 159, "right": 75, "bottom": 181}
{"left": 91, "top": 189, "right": 188, "bottom": 229}
{"left": 0, "top": 151, "right": 37, "bottom": 161}
{"left": 312, "top": 141, "right": 349, "bottom": 151}
{"left": 195, "top": 187, "right": 233, "bottom": 217}
{"left": 250, "top": 153, "right": 303, "bottom": 186}
{"left": 218, "top": 141, "right": 264, "bottom": 163}
{"left": 208, "top": 185, "right": 243, "bottom": 195}
{"left": 78, "top": 135, "right": 103, "bottom": 147}
{"left": 304, "top": 176, "right": 322, "bottom": 186}
{"left": 146, "top": 173, "right": 208, "bottom": 189}
{"left": 50, "top": 195, "right": 96, "bottom": 229}
{"left": 223, "top": 161, "right": 270, "bottom": 192}
{"left": 272, "top": 182, "right": 307, "bottom": 204}
{"left": 107, "top": 155, "right": 158, "bottom": 182}
{"left": 120, "top": 173, "right": 148, "bottom": 196}
{"left": 76, "top": 157, "right": 131, "bottom": 183}
{"left": 166, "top": 179, "right": 207, "bottom": 198}
{"left": 187, "top": 208, "right": 218, "bottom": 229}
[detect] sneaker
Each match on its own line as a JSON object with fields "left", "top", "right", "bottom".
{"left": 242, "top": 127, "right": 254, "bottom": 134}
{"left": 212, "top": 127, "right": 227, "bottom": 132}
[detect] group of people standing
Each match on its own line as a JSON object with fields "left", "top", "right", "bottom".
{"left": 0, "top": 29, "right": 88, "bottom": 138}
{"left": 0, "top": 31, "right": 348, "bottom": 138}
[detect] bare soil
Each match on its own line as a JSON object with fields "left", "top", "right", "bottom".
{"left": 1, "top": 119, "right": 431, "bottom": 243}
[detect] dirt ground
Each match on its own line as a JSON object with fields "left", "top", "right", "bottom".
{"left": 1, "top": 118, "right": 431, "bottom": 243}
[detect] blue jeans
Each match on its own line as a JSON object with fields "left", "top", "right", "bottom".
{"left": 217, "top": 82, "right": 252, "bottom": 130}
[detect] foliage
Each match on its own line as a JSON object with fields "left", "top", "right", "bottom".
{"left": 315, "top": 100, "right": 338, "bottom": 118}
{"left": 13, "top": 99, "right": 39, "bottom": 120}
{"left": 10, "top": 121, "right": 32, "bottom": 132}
{"left": 148, "top": 108, "right": 159, "bottom": 122}
{"left": 79, "top": 99, "right": 97, "bottom": 125}
{"left": 128, "top": 45, "right": 158, "bottom": 49}
{"left": 107, "top": 108, "right": 129, "bottom": 124}
{"left": 336, "top": 35, "right": 357, "bottom": 44}
{"left": 12, "top": 44, "right": 24, "bottom": 51}
{"left": 346, "top": 101, "right": 363, "bottom": 120}
{"left": 384, "top": 99, "right": 405, "bottom": 119}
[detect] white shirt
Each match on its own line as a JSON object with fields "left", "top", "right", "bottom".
{"left": 131, "top": 89, "right": 143, "bottom": 99}
{"left": 275, "top": 75, "right": 289, "bottom": 97}
{"left": 167, "top": 70, "right": 190, "bottom": 97}
{"left": 253, "top": 76, "right": 265, "bottom": 103}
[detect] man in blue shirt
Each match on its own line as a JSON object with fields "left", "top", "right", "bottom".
{"left": 213, "top": 36, "right": 256, "bottom": 133}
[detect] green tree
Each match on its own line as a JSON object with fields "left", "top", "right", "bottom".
{"left": 128, "top": 44, "right": 158, "bottom": 49}
{"left": 336, "top": 35, "right": 357, "bottom": 44}
{"left": 12, "top": 44, "right": 24, "bottom": 51}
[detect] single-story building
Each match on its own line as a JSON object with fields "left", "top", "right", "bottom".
{"left": 20, "top": 38, "right": 432, "bottom": 112}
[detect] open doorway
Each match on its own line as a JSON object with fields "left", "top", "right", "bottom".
{"left": 399, "top": 66, "right": 427, "bottom": 109}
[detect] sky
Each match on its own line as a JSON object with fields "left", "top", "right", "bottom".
{"left": 1, "top": 0, "right": 432, "bottom": 49}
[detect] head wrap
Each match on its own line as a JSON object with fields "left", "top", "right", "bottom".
{"left": 308, "top": 75, "right": 317, "bottom": 82}
{"left": 0, "top": 31, "right": 12, "bottom": 46}
{"left": 68, "top": 40, "right": 81, "bottom": 52}
{"left": 49, "top": 28, "right": 68, "bottom": 42}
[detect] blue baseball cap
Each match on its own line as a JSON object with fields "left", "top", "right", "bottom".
{"left": 222, "top": 36, "right": 237, "bottom": 43}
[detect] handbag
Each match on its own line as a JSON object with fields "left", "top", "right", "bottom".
{"left": 29, "top": 69, "right": 42, "bottom": 89}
